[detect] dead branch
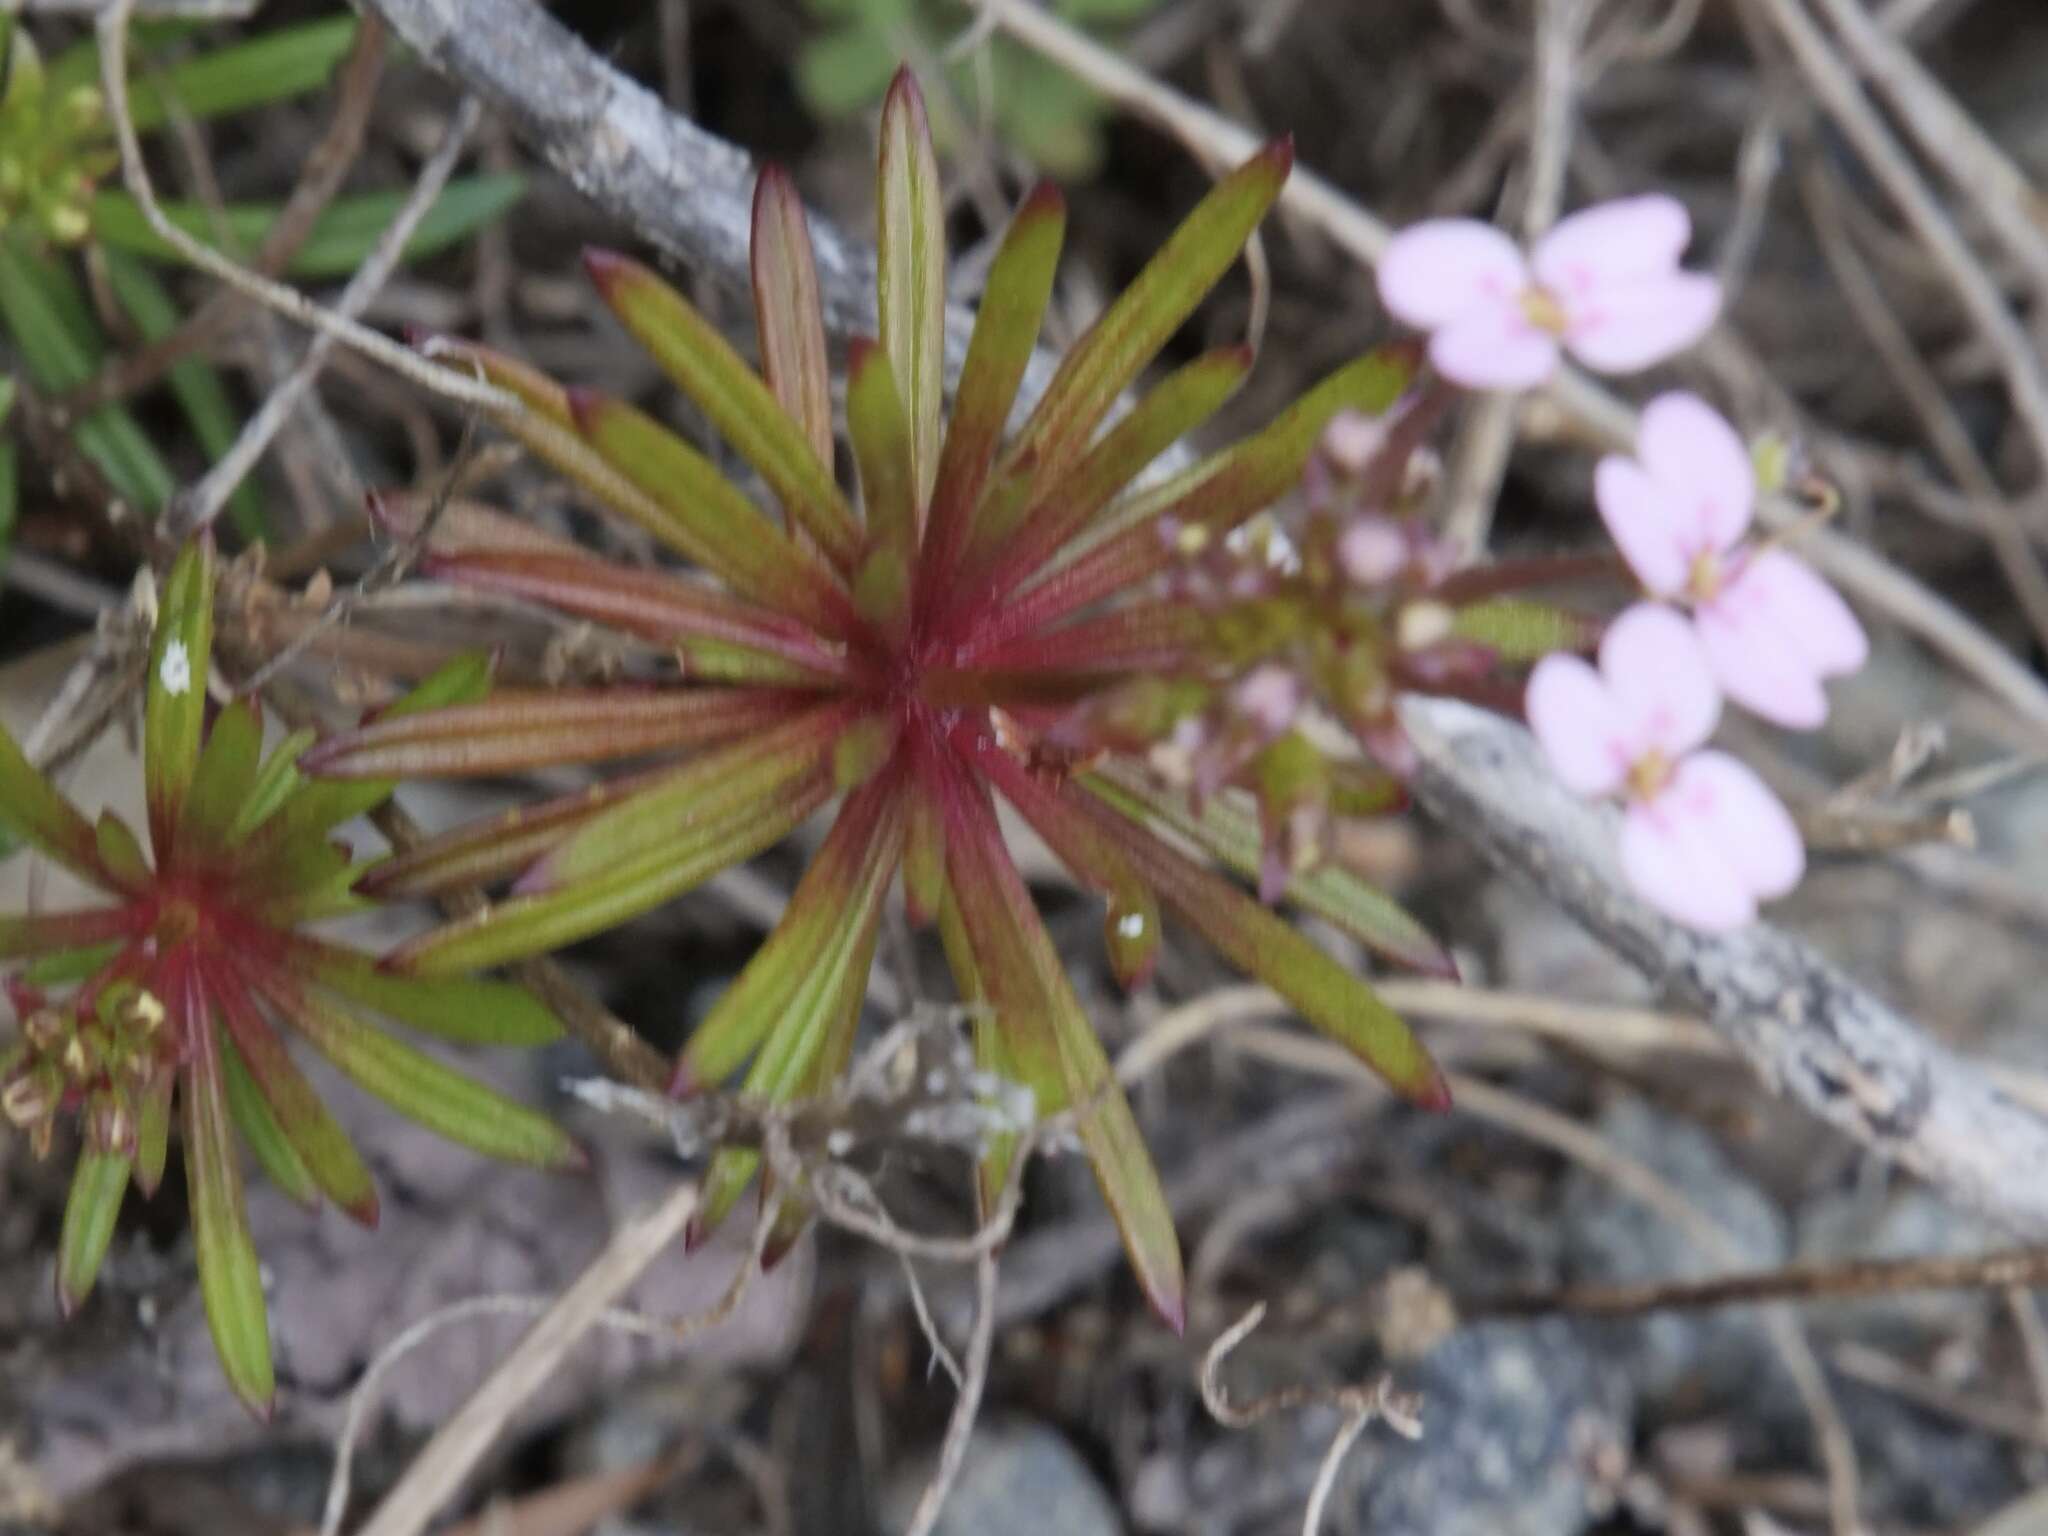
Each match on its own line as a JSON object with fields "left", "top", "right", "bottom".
{"left": 1400, "top": 695, "right": 2048, "bottom": 1238}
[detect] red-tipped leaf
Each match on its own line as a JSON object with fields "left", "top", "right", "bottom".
{"left": 876, "top": 70, "right": 946, "bottom": 517}
{"left": 388, "top": 771, "right": 832, "bottom": 977}
{"left": 752, "top": 166, "right": 835, "bottom": 484}
{"left": 178, "top": 959, "right": 275, "bottom": 1414}
{"left": 920, "top": 181, "right": 1066, "bottom": 594}
{"left": 935, "top": 754, "right": 1185, "bottom": 1330}
{"left": 302, "top": 687, "right": 811, "bottom": 779}
{"left": 584, "top": 248, "right": 863, "bottom": 569}
{"left": 992, "top": 140, "right": 1291, "bottom": 499}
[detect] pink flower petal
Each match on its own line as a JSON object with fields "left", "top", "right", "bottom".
{"left": 1594, "top": 455, "right": 1689, "bottom": 596}
{"left": 1320, "top": 410, "right": 1384, "bottom": 476}
{"left": 1696, "top": 606, "right": 1828, "bottom": 729}
{"left": 1532, "top": 194, "right": 1694, "bottom": 294}
{"left": 1600, "top": 603, "right": 1720, "bottom": 759}
{"left": 1620, "top": 797, "right": 1758, "bottom": 932}
{"left": 1526, "top": 653, "right": 1630, "bottom": 797}
{"left": 1338, "top": 516, "right": 1408, "bottom": 586}
{"left": 1235, "top": 664, "right": 1303, "bottom": 737}
{"left": 1377, "top": 219, "right": 1530, "bottom": 330}
{"left": 1737, "top": 548, "right": 1868, "bottom": 675}
{"left": 1429, "top": 307, "right": 1561, "bottom": 390}
{"left": 1636, "top": 391, "right": 1754, "bottom": 552}
{"left": 1668, "top": 750, "right": 1804, "bottom": 901}
{"left": 1697, "top": 550, "right": 1866, "bottom": 728}
{"left": 1563, "top": 273, "right": 1721, "bottom": 374}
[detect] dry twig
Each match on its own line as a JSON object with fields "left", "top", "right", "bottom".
{"left": 1200, "top": 1301, "right": 1424, "bottom": 1536}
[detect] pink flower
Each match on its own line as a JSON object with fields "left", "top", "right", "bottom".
{"left": 1595, "top": 392, "right": 1867, "bottom": 728}
{"left": 1234, "top": 663, "right": 1304, "bottom": 737}
{"left": 1527, "top": 604, "right": 1804, "bottom": 932}
{"left": 1377, "top": 195, "right": 1720, "bottom": 390}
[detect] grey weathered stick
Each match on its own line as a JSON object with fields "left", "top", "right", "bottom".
{"left": 349, "top": 0, "right": 981, "bottom": 370}
{"left": 357, "top": 0, "right": 2048, "bottom": 1232}
{"left": 346, "top": 1180, "right": 699, "bottom": 1536}
{"left": 1400, "top": 695, "right": 2048, "bottom": 1236}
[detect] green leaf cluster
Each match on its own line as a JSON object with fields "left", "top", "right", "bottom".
{"left": 0, "top": 542, "right": 575, "bottom": 1412}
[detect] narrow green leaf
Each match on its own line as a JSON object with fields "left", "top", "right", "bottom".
{"left": 413, "top": 336, "right": 839, "bottom": 623}
{"left": 389, "top": 772, "right": 831, "bottom": 978}
{"left": 1071, "top": 777, "right": 1448, "bottom": 1107}
{"left": 921, "top": 181, "right": 1065, "bottom": 590}
{"left": 215, "top": 962, "right": 377, "bottom": 1223}
{"left": 93, "top": 811, "right": 152, "bottom": 890}
{"left": 997, "top": 138, "right": 1291, "bottom": 494}
{"left": 876, "top": 69, "right": 945, "bottom": 516}
{"left": 301, "top": 686, "right": 810, "bottom": 780}
{"left": 356, "top": 762, "right": 673, "bottom": 900}
{"left": 966, "top": 601, "right": 1208, "bottom": 675}
{"left": 982, "top": 348, "right": 1412, "bottom": 643}
{"left": 221, "top": 1033, "right": 320, "bottom": 1210}
{"left": 0, "top": 722, "right": 115, "bottom": 888}
{"left": 751, "top": 165, "right": 834, "bottom": 481}
{"left": 97, "top": 246, "right": 264, "bottom": 539}
{"left": 250, "top": 970, "right": 580, "bottom": 1170}
{"left": 677, "top": 772, "right": 901, "bottom": 1089}
{"left": 56, "top": 1149, "right": 131, "bottom": 1316}
{"left": 133, "top": 1069, "right": 171, "bottom": 1196}
{"left": 934, "top": 876, "right": 1019, "bottom": 1214}
{"left": 937, "top": 760, "right": 1184, "bottom": 1330}
{"left": 225, "top": 728, "right": 315, "bottom": 846}
{"left": 296, "top": 945, "right": 564, "bottom": 1047}
{"left": 120, "top": 16, "right": 358, "bottom": 132}
{"left": 902, "top": 776, "right": 946, "bottom": 926}
{"left": 1447, "top": 597, "right": 1596, "bottom": 662}
{"left": 0, "top": 238, "right": 175, "bottom": 512}
{"left": 1086, "top": 764, "right": 1452, "bottom": 977}
{"left": 181, "top": 966, "right": 275, "bottom": 1414}
{"left": 584, "top": 249, "right": 863, "bottom": 569}
{"left": 90, "top": 176, "right": 526, "bottom": 279}
{"left": 846, "top": 338, "right": 917, "bottom": 586}
{"left": 526, "top": 703, "right": 854, "bottom": 894}
{"left": 425, "top": 546, "right": 847, "bottom": 681}
{"left": 971, "top": 344, "right": 1251, "bottom": 596}
{"left": 566, "top": 386, "right": 858, "bottom": 630}
{"left": 693, "top": 896, "right": 884, "bottom": 1241}
{"left": 144, "top": 539, "right": 214, "bottom": 858}
{"left": 967, "top": 735, "right": 1161, "bottom": 990}
{"left": 177, "top": 698, "right": 261, "bottom": 863}
{"left": 272, "top": 652, "right": 494, "bottom": 830}
{"left": 21, "top": 939, "right": 124, "bottom": 988}
{"left": 0, "top": 905, "right": 130, "bottom": 961}
{"left": 0, "top": 382, "right": 18, "bottom": 603}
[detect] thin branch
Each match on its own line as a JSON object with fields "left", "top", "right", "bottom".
{"left": 1805, "top": 0, "right": 2048, "bottom": 300}
{"left": 63, "top": 14, "right": 393, "bottom": 417}
{"left": 900, "top": 1247, "right": 999, "bottom": 1536}
{"left": 1476, "top": 1244, "right": 2048, "bottom": 1317}
{"left": 1200, "top": 1302, "right": 1424, "bottom": 1536}
{"left": 93, "top": 0, "right": 516, "bottom": 436}
{"left": 1399, "top": 695, "right": 2048, "bottom": 1238}
{"left": 337, "top": 1180, "right": 722, "bottom": 1536}
{"left": 1739, "top": 0, "right": 2048, "bottom": 655}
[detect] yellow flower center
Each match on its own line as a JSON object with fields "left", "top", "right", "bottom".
{"left": 1627, "top": 749, "right": 1674, "bottom": 803}
{"left": 1686, "top": 547, "right": 1723, "bottom": 603}
{"left": 1520, "top": 286, "right": 1570, "bottom": 336}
